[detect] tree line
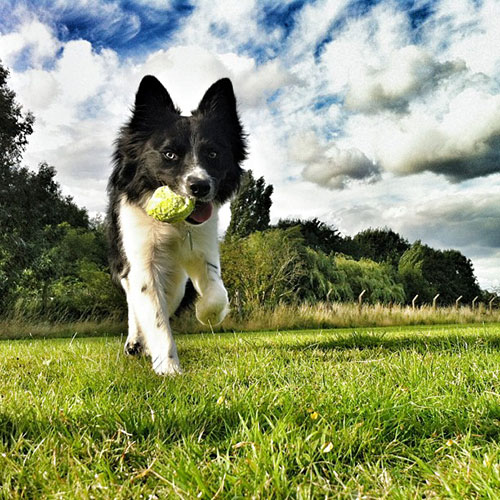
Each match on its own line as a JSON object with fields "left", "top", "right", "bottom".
{"left": 220, "top": 170, "right": 493, "bottom": 314}
{"left": 0, "top": 61, "right": 496, "bottom": 322}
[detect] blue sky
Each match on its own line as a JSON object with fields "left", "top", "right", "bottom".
{"left": 0, "top": 0, "right": 499, "bottom": 290}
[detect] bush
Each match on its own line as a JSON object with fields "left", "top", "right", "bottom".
{"left": 221, "top": 228, "right": 406, "bottom": 315}
{"left": 221, "top": 227, "right": 307, "bottom": 312}
{"left": 334, "top": 255, "right": 406, "bottom": 304}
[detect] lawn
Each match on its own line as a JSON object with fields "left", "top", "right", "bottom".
{"left": 1, "top": 324, "right": 499, "bottom": 498}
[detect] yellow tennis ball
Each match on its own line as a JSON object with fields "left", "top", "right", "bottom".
{"left": 145, "top": 186, "right": 195, "bottom": 223}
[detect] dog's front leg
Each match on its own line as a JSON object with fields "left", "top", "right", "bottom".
{"left": 125, "top": 264, "right": 182, "bottom": 375}
{"left": 184, "top": 249, "right": 229, "bottom": 327}
{"left": 119, "top": 200, "right": 181, "bottom": 375}
{"left": 122, "top": 277, "right": 145, "bottom": 357}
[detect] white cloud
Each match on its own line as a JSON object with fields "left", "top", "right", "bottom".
{"left": 288, "top": 0, "right": 349, "bottom": 59}
{"left": 314, "top": 0, "right": 500, "bottom": 183}
{"left": 344, "top": 46, "right": 466, "bottom": 113}
{"left": 290, "top": 131, "right": 380, "bottom": 189}
{"left": 174, "top": 0, "right": 266, "bottom": 56}
{"left": 0, "top": 19, "right": 60, "bottom": 68}
{"left": 426, "top": 0, "right": 500, "bottom": 76}
{"left": 342, "top": 85, "right": 500, "bottom": 181}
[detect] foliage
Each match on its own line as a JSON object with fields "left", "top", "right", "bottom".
{"left": 0, "top": 62, "right": 34, "bottom": 169}
{"left": 12, "top": 223, "right": 125, "bottom": 321}
{"left": 225, "top": 170, "right": 273, "bottom": 240}
{"left": 299, "top": 247, "right": 354, "bottom": 302}
{"left": 275, "top": 217, "right": 347, "bottom": 255}
{"left": 334, "top": 254, "right": 406, "bottom": 304}
{"left": 0, "top": 164, "right": 92, "bottom": 313}
{"left": 221, "top": 227, "right": 307, "bottom": 311}
{"left": 353, "top": 227, "right": 410, "bottom": 266}
{"left": 399, "top": 241, "right": 481, "bottom": 306}
{"left": 221, "top": 228, "right": 407, "bottom": 314}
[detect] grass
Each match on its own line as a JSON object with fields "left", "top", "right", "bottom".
{"left": 1, "top": 324, "right": 500, "bottom": 498}
{"left": 174, "top": 302, "right": 500, "bottom": 334}
{"left": 1, "top": 302, "right": 499, "bottom": 340}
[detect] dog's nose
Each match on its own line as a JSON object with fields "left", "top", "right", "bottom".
{"left": 188, "top": 178, "right": 211, "bottom": 198}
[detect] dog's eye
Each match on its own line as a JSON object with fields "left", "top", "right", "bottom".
{"left": 208, "top": 151, "right": 217, "bottom": 159}
{"left": 163, "top": 151, "right": 178, "bottom": 161}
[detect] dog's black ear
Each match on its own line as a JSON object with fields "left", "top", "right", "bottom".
{"left": 197, "top": 78, "right": 238, "bottom": 117}
{"left": 130, "top": 75, "right": 179, "bottom": 130}
{"left": 196, "top": 78, "right": 247, "bottom": 165}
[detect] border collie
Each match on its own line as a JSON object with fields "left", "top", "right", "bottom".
{"left": 107, "top": 75, "right": 246, "bottom": 375}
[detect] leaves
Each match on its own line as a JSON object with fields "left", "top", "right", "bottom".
{"left": 225, "top": 170, "right": 273, "bottom": 240}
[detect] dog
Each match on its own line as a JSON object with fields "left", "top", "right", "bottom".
{"left": 107, "top": 75, "right": 246, "bottom": 375}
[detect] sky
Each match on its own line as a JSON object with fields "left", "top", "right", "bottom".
{"left": 0, "top": 0, "right": 499, "bottom": 291}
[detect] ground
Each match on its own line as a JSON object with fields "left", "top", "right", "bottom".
{"left": 1, "top": 324, "right": 499, "bottom": 498}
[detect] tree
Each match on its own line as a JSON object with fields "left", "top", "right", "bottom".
{"left": 275, "top": 217, "right": 346, "bottom": 255}
{"left": 13, "top": 223, "right": 125, "bottom": 320}
{"left": 335, "top": 255, "right": 406, "bottom": 304}
{"left": 225, "top": 170, "right": 273, "bottom": 240}
{"left": 0, "top": 63, "right": 90, "bottom": 313}
{"left": 398, "top": 241, "right": 481, "bottom": 305}
{"left": 353, "top": 227, "right": 410, "bottom": 266}
{"left": 442, "top": 249, "right": 481, "bottom": 303}
{"left": 0, "top": 62, "right": 34, "bottom": 170}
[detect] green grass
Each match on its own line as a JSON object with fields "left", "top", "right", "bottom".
{"left": 1, "top": 324, "right": 500, "bottom": 498}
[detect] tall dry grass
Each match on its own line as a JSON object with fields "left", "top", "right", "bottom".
{"left": 173, "top": 302, "right": 500, "bottom": 334}
{"left": 0, "top": 318, "right": 126, "bottom": 340}
{"left": 1, "top": 302, "right": 498, "bottom": 340}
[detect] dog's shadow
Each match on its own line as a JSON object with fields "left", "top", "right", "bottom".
{"left": 264, "top": 328, "right": 500, "bottom": 354}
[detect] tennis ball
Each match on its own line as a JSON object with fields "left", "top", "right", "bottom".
{"left": 145, "top": 186, "right": 195, "bottom": 223}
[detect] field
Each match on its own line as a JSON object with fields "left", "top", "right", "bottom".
{"left": 1, "top": 324, "right": 500, "bottom": 498}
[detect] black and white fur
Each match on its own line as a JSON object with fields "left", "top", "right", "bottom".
{"left": 107, "top": 75, "right": 246, "bottom": 375}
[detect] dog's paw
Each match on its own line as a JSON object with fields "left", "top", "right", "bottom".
{"left": 196, "top": 287, "right": 229, "bottom": 326}
{"left": 124, "top": 339, "right": 143, "bottom": 356}
{"left": 152, "top": 355, "right": 182, "bottom": 376}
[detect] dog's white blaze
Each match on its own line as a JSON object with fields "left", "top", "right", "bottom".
{"left": 180, "top": 164, "right": 215, "bottom": 199}
{"left": 118, "top": 196, "right": 229, "bottom": 375}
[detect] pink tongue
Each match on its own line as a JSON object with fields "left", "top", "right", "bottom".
{"left": 189, "top": 202, "right": 213, "bottom": 223}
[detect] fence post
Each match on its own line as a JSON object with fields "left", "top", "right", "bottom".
{"left": 489, "top": 297, "right": 496, "bottom": 313}
{"left": 412, "top": 294, "right": 419, "bottom": 310}
{"left": 235, "top": 289, "right": 243, "bottom": 320}
{"left": 358, "top": 290, "right": 366, "bottom": 311}
{"left": 432, "top": 293, "right": 440, "bottom": 309}
{"left": 455, "top": 295, "right": 463, "bottom": 309}
{"left": 472, "top": 296, "right": 479, "bottom": 310}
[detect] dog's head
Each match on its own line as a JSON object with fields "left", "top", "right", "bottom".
{"left": 113, "top": 75, "right": 247, "bottom": 224}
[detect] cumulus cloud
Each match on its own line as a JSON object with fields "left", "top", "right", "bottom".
{"left": 401, "top": 193, "right": 500, "bottom": 250}
{"left": 344, "top": 46, "right": 466, "bottom": 114}
{"left": 290, "top": 131, "right": 380, "bottom": 189}
{"left": 317, "top": 0, "right": 500, "bottom": 184}
{"left": 140, "top": 46, "right": 300, "bottom": 112}
{"left": 344, "top": 86, "right": 500, "bottom": 181}
{"left": 174, "top": 0, "right": 265, "bottom": 55}
{"left": 0, "top": 19, "right": 60, "bottom": 68}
